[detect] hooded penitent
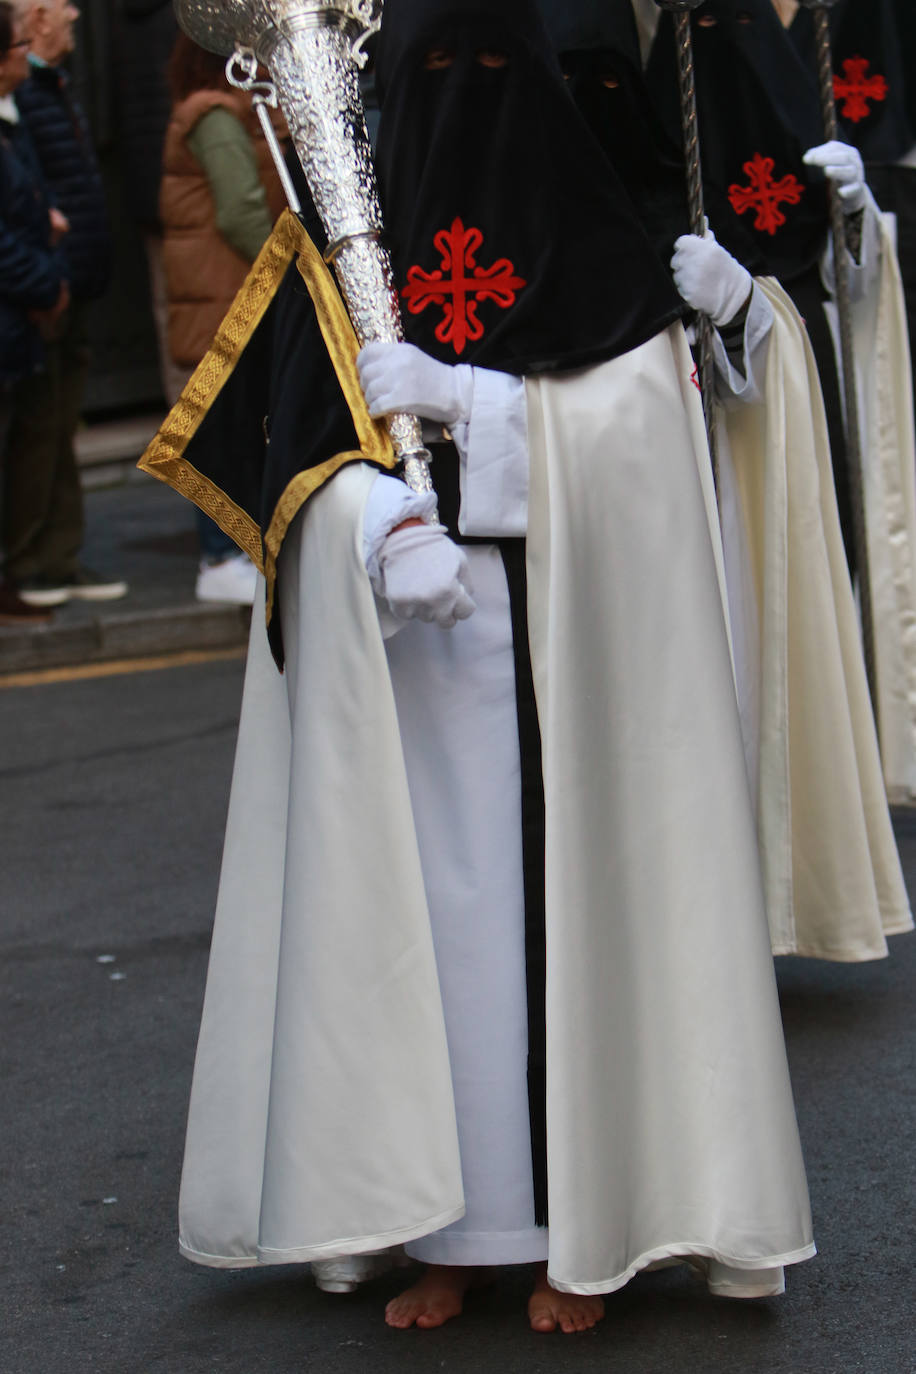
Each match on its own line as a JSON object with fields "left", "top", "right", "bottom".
{"left": 373, "top": 0, "right": 684, "bottom": 374}
{"left": 537, "top": 0, "right": 766, "bottom": 273}
{"left": 648, "top": 0, "right": 862, "bottom": 572}
{"left": 789, "top": 0, "right": 913, "bottom": 164}
{"left": 647, "top": 0, "right": 827, "bottom": 285}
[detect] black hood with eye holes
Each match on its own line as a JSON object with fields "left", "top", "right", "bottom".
{"left": 647, "top": 0, "right": 829, "bottom": 283}
{"left": 374, "top": 0, "right": 685, "bottom": 375}
{"left": 539, "top": 0, "right": 768, "bottom": 274}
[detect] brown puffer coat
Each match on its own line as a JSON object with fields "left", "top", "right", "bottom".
{"left": 160, "top": 89, "right": 287, "bottom": 367}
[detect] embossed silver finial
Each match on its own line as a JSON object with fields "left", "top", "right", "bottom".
{"left": 175, "top": 1, "right": 436, "bottom": 506}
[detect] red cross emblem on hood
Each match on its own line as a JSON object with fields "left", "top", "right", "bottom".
{"left": 833, "top": 56, "right": 888, "bottom": 124}
{"left": 401, "top": 218, "right": 527, "bottom": 355}
{"left": 728, "top": 153, "right": 805, "bottom": 236}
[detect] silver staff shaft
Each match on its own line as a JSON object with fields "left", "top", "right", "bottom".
{"left": 800, "top": 0, "right": 878, "bottom": 723}
{"left": 254, "top": 99, "right": 302, "bottom": 213}
{"left": 225, "top": 51, "right": 302, "bottom": 213}
{"left": 654, "top": 0, "right": 719, "bottom": 497}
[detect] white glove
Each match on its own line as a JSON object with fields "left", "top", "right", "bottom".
{"left": 670, "top": 232, "right": 753, "bottom": 326}
{"left": 376, "top": 521, "right": 476, "bottom": 628}
{"left": 803, "top": 140, "right": 867, "bottom": 213}
{"left": 357, "top": 341, "right": 474, "bottom": 425}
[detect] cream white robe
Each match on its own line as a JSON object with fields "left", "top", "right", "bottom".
{"left": 822, "top": 205, "right": 916, "bottom": 800}
{"left": 718, "top": 280, "right": 912, "bottom": 959}
{"left": 179, "top": 327, "right": 814, "bottom": 1293}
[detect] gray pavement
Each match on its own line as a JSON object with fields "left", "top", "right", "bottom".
{"left": 1, "top": 656, "right": 914, "bottom": 1374}
{"left": 0, "top": 473, "right": 249, "bottom": 675}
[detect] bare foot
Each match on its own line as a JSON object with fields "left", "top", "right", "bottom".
{"left": 385, "top": 1264, "right": 478, "bottom": 1329}
{"left": 528, "top": 1265, "right": 605, "bottom": 1334}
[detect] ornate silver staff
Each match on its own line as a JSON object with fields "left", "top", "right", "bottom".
{"left": 174, "top": 0, "right": 437, "bottom": 512}
{"left": 654, "top": 0, "right": 719, "bottom": 494}
{"left": 799, "top": 0, "right": 877, "bottom": 721}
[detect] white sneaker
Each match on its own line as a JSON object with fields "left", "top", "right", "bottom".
{"left": 195, "top": 553, "right": 257, "bottom": 606}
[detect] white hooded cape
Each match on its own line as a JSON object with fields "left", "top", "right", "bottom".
{"left": 179, "top": 327, "right": 814, "bottom": 1293}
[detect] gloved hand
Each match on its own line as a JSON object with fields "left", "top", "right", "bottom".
{"left": 357, "top": 341, "right": 474, "bottom": 425}
{"left": 803, "top": 140, "right": 867, "bottom": 213}
{"left": 670, "top": 231, "right": 753, "bottom": 326}
{"left": 377, "top": 521, "right": 476, "bottom": 628}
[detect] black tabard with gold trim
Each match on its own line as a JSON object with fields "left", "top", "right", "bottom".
{"left": 139, "top": 208, "right": 396, "bottom": 660}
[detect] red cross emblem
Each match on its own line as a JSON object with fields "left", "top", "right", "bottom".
{"left": 401, "top": 217, "right": 526, "bottom": 356}
{"left": 728, "top": 153, "right": 805, "bottom": 236}
{"left": 833, "top": 56, "right": 888, "bottom": 124}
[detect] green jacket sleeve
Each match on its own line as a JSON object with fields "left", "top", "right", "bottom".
{"left": 187, "top": 107, "right": 275, "bottom": 263}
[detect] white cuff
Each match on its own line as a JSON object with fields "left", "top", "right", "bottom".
{"left": 362, "top": 471, "right": 437, "bottom": 586}
{"left": 712, "top": 284, "right": 774, "bottom": 407}
{"left": 820, "top": 188, "right": 882, "bottom": 303}
{"left": 455, "top": 366, "right": 529, "bottom": 538}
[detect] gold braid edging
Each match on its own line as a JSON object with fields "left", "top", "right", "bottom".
{"left": 260, "top": 233, "right": 396, "bottom": 616}
{"left": 137, "top": 209, "right": 395, "bottom": 599}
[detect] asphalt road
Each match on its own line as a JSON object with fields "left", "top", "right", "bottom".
{"left": 1, "top": 656, "right": 913, "bottom": 1374}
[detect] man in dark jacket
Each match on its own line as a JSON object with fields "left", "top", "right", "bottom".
{"left": 3, "top": 0, "right": 126, "bottom": 605}
{"left": 0, "top": 0, "right": 65, "bottom": 620}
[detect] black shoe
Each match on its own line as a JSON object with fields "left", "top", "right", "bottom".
{"left": 14, "top": 575, "right": 71, "bottom": 608}
{"left": 62, "top": 566, "right": 129, "bottom": 602}
{"left": 18, "top": 566, "right": 129, "bottom": 606}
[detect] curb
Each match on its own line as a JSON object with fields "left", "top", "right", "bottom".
{"left": 0, "top": 602, "right": 250, "bottom": 676}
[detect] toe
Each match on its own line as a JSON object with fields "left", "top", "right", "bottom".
{"left": 385, "top": 1300, "right": 415, "bottom": 1328}
{"left": 415, "top": 1311, "right": 445, "bottom": 1330}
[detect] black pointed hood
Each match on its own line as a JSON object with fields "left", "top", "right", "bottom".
{"left": 539, "top": 0, "right": 767, "bottom": 272}
{"left": 374, "top": 0, "right": 684, "bottom": 374}
{"left": 789, "top": 0, "right": 913, "bottom": 163}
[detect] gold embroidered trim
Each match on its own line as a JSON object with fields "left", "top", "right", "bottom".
{"left": 259, "top": 233, "right": 396, "bottom": 615}
{"left": 263, "top": 449, "right": 365, "bottom": 613}
{"left": 290, "top": 233, "right": 393, "bottom": 467}
{"left": 138, "top": 210, "right": 307, "bottom": 572}
{"left": 137, "top": 208, "right": 396, "bottom": 599}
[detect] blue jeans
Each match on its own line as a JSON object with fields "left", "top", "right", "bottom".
{"left": 197, "top": 509, "right": 237, "bottom": 563}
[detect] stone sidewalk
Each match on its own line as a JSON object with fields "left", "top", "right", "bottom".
{"left": 0, "top": 417, "right": 250, "bottom": 675}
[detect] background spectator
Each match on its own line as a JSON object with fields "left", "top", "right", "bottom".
{"left": 3, "top": 0, "right": 126, "bottom": 606}
{"left": 160, "top": 32, "right": 286, "bottom": 605}
{"left": 0, "top": 0, "right": 65, "bottom": 621}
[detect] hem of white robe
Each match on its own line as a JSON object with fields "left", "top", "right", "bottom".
{"left": 772, "top": 940, "right": 888, "bottom": 962}
{"left": 703, "top": 1265, "right": 785, "bottom": 1299}
{"left": 546, "top": 1240, "right": 816, "bottom": 1297}
{"left": 178, "top": 1203, "right": 466, "bottom": 1269}
{"left": 406, "top": 1226, "right": 548, "bottom": 1266}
